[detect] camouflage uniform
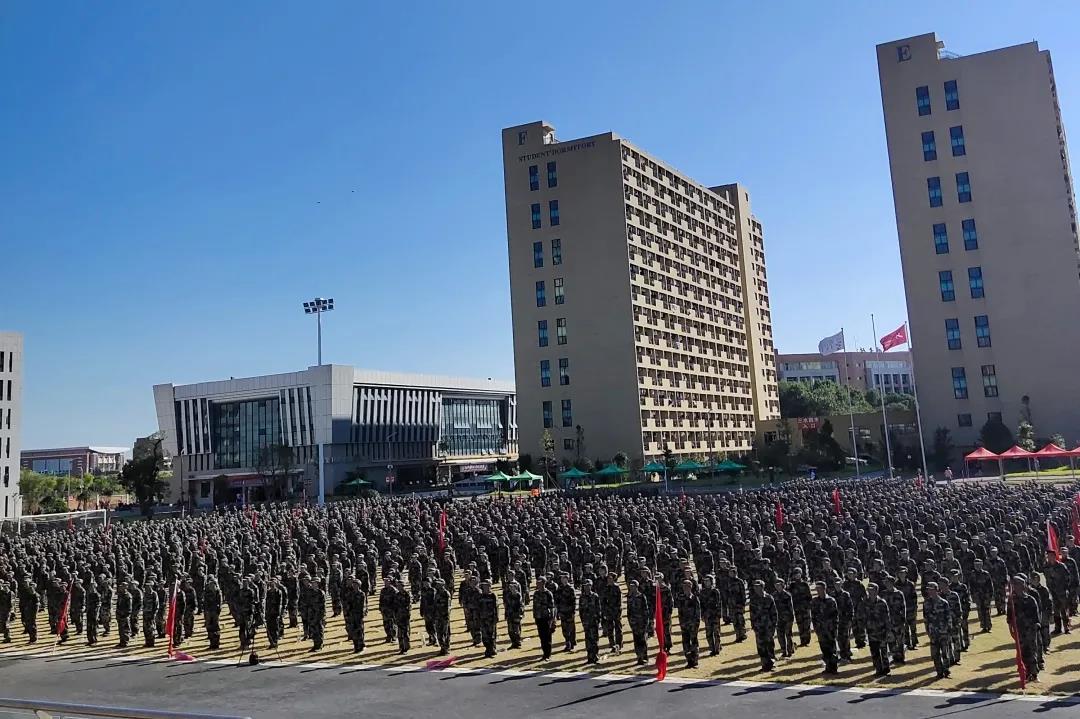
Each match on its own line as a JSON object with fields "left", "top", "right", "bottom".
{"left": 748, "top": 582, "right": 777, "bottom": 671}
{"left": 1008, "top": 582, "right": 1042, "bottom": 682}
{"left": 788, "top": 573, "right": 813, "bottom": 646}
{"left": 19, "top": 579, "right": 39, "bottom": 644}
{"left": 504, "top": 582, "right": 524, "bottom": 649}
{"left": 115, "top": 583, "right": 132, "bottom": 648}
{"left": 203, "top": 577, "right": 222, "bottom": 650}
{"left": 923, "top": 588, "right": 953, "bottom": 678}
{"left": 881, "top": 581, "right": 907, "bottom": 663}
{"left": 392, "top": 580, "right": 411, "bottom": 654}
{"left": 626, "top": 583, "right": 650, "bottom": 664}
{"left": 700, "top": 576, "right": 722, "bottom": 656}
{"left": 303, "top": 578, "right": 327, "bottom": 651}
{"left": 555, "top": 576, "right": 577, "bottom": 651}
{"left": 810, "top": 588, "right": 839, "bottom": 674}
{"left": 863, "top": 588, "right": 892, "bottom": 676}
{"left": 0, "top": 579, "right": 13, "bottom": 642}
{"left": 676, "top": 584, "right": 701, "bottom": 667}
{"left": 600, "top": 576, "right": 623, "bottom": 652}
{"left": 532, "top": 580, "right": 557, "bottom": 660}
{"left": 342, "top": 576, "right": 367, "bottom": 653}
{"left": 773, "top": 582, "right": 795, "bottom": 658}
{"left": 723, "top": 571, "right": 746, "bottom": 642}
{"left": 968, "top": 562, "right": 993, "bottom": 632}
{"left": 265, "top": 579, "right": 286, "bottom": 649}
{"left": 433, "top": 580, "right": 452, "bottom": 654}
{"left": 84, "top": 582, "right": 99, "bottom": 646}
{"left": 142, "top": 584, "right": 159, "bottom": 647}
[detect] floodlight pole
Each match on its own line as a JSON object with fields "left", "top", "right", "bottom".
{"left": 317, "top": 310, "right": 323, "bottom": 366}
{"left": 302, "top": 297, "right": 335, "bottom": 506}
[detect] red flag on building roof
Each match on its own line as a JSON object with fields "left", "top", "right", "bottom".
{"left": 880, "top": 323, "right": 907, "bottom": 352}
{"left": 654, "top": 583, "right": 667, "bottom": 681}
{"left": 1048, "top": 519, "right": 1062, "bottom": 561}
{"left": 831, "top": 488, "right": 842, "bottom": 516}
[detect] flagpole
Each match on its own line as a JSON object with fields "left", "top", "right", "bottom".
{"left": 841, "top": 328, "right": 860, "bottom": 480}
{"left": 871, "top": 314, "right": 894, "bottom": 479}
{"left": 905, "top": 322, "right": 930, "bottom": 481}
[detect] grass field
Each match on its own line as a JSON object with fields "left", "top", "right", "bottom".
{"left": 4, "top": 580, "right": 1078, "bottom": 696}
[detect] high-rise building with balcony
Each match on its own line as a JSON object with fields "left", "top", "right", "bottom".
{"left": 502, "top": 121, "right": 778, "bottom": 465}
{"left": 878, "top": 34, "right": 1080, "bottom": 447}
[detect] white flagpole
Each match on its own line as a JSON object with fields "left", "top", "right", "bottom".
{"left": 841, "top": 328, "right": 861, "bottom": 480}
{"left": 905, "top": 322, "right": 930, "bottom": 481}
{"left": 871, "top": 314, "right": 894, "bottom": 479}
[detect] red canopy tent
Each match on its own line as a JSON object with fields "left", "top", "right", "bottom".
{"left": 999, "top": 445, "right": 1036, "bottom": 480}
{"left": 965, "top": 446, "right": 1003, "bottom": 480}
{"left": 1034, "top": 443, "right": 1075, "bottom": 480}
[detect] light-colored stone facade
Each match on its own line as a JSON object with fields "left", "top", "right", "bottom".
{"left": 878, "top": 34, "right": 1080, "bottom": 447}
{"left": 0, "top": 332, "right": 23, "bottom": 519}
{"left": 503, "top": 122, "right": 778, "bottom": 466}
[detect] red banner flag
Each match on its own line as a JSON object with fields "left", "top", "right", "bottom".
{"left": 56, "top": 581, "right": 73, "bottom": 636}
{"left": 438, "top": 509, "right": 447, "bottom": 555}
{"left": 252, "top": 510, "right": 258, "bottom": 530}
{"left": 775, "top": 502, "right": 784, "bottom": 530}
{"left": 1072, "top": 506, "right": 1080, "bottom": 545}
{"left": 880, "top": 323, "right": 907, "bottom": 352}
{"left": 165, "top": 580, "right": 179, "bottom": 658}
{"left": 654, "top": 584, "right": 667, "bottom": 681}
{"left": 67, "top": 516, "right": 74, "bottom": 533}
{"left": 1008, "top": 585, "right": 1027, "bottom": 689}
{"left": 680, "top": 488, "right": 686, "bottom": 507}
{"left": 1048, "top": 519, "right": 1061, "bottom": 561}
{"left": 425, "top": 656, "right": 457, "bottom": 670}
{"left": 831, "top": 488, "right": 842, "bottom": 516}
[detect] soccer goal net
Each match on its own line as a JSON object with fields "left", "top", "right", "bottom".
{"left": 0, "top": 509, "right": 109, "bottom": 536}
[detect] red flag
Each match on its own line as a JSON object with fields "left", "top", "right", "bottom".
{"left": 1048, "top": 519, "right": 1061, "bottom": 561}
{"left": 1072, "top": 506, "right": 1080, "bottom": 545}
{"left": 172, "top": 650, "right": 196, "bottom": 662}
{"left": 831, "top": 488, "right": 842, "bottom": 516}
{"left": 165, "top": 580, "right": 179, "bottom": 657}
{"left": 438, "top": 509, "right": 447, "bottom": 555}
{"left": 1008, "top": 585, "right": 1027, "bottom": 689}
{"left": 680, "top": 488, "right": 686, "bottom": 507}
{"left": 425, "top": 656, "right": 457, "bottom": 670}
{"left": 67, "top": 516, "right": 74, "bottom": 533}
{"left": 775, "top": 502, "right": 784, "bottom": 530}
{"left": 56, "top": 581, "right": 73, "bottom": 636}
{"left": 566, "top": 505, "right": 574, "bottom": 526}
{"left": 252, "top": 510, "right": 258, "bottom": 530}
{"left": 880, "top": 324, "right": 907, "bottom": 352}
{"left": 654, "top": 584, "right": 667, "bottom": 681}
{"left": 199, "top": 537, "right": 207, "bottom": 556}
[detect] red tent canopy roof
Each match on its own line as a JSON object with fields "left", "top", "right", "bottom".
{"left": 1034, "top": 443, "right": 1071, "bottom": 457}
{"left": 999, "top": 445, "right": 1034, "bottom": 458}
{"left": 964, "top": 447, "right": 999, "bottom": 460}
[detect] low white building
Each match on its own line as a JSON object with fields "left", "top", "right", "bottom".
{"left": 154, "top": 364, "right": 517, "bottom": 507}
{"left": 0, "top": 332, "right": 22, "bottom": 520}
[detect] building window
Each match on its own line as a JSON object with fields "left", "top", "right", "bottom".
{"left": 974, "top": 315, "right": 991, "bottom": 347}
{"left": 554, "top": 277, "right": 565, "bottom": 304}
{"left": 542, "top": 401, "right": 553, "bottom": 429}
{"left": 559, "top": 357, "right": 570, "bottom": 385}
{"left": 916, "top": 85, "right": 931, "bottom": 116}
{"left": 533, "top": 241, "right": 544, "bottom": 268}
{"left": 538, "top": 320, "right": 549, "bottom": 347}
{"left": 944, "top": 80, "right": 959, "bottom": 111}
{"left": 981, "top": 364, "right": 999, "bottom": 397}
{"left": 939, "top": 270, "right": 955, "bottom": 302}
{"left": 540, "top": 360, "right": 551, "bottom": 387}
{"left": 950, "top": 126, "right": 966, "bottom": 156}
{"left": 945, "top": 318, "right": 962, "bottom": 350}
{"left": 962, "top": 219, "right": 979, "bottom": 250}
{"left": 988, "top": 411, "right": 1002, "bottom": 422}
{"left": 549, "top": 200, "right": 560, "bottom": 226}
{"left": 547, "top": 161, "right": 557, "bottom": 188}
{"left": 922, "top": 131, "right": 937, "bottom": 161}
{"left": 933, "top": 223, "right": 949, "bottom": 254}
{"left": 952, "top": 367, "right": 968, "bottom": 399}
{"left": 551, "top": 238, "right": 562, "bottom": 265}
{"left": 958, "top": 413, "right": 973, "bottom": 428}
{"left": 927, "top": 177, "right": 942, "bottom": 207}
{"left": 529, "top": 165, "right": 539, "bottom": 192}
{"left": 968, "top": 266, "right": 984, "bottom": 298}
{"left": 561, "top": 399, "right": 573, "bottom": 427}
{"left": 563, "top": 438, "right": 574, "bottom": 450}
{"left": 531, "top": 203, "right": 541, "bottom": 229}
{"left": 956, "top": 172, "right": 971, "bottom": 203}
{"left": 535, "top": 280, "right": 546, "bottom": 307}
{"left": 556, "top": 318, "right": 567, "bottom": 345}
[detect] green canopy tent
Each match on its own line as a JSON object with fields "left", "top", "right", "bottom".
{"left": 714, "top": 459, "right": 747, "bottom": 473}
{"left": 594, "top": 464, "right": 629, "bottom": 483}
{"left": 642, "top": 461, "right": 667, "bottom": 473}
{"left": 510, "top": 469, "right": 543, "bottom": 490}
{"left": 674, "top": 459, "right": 708, "bottom": 472}
{"left": 558, "top": 467, "right": 589, "bottom": 488}
{"left": 486, "top": 471, "right": 513, "bottom": 492}
{"left": 339, "top": 477, "right": 373, "bottom": 495}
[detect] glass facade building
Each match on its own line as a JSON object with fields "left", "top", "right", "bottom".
{"left": 440, "top": 397, "right": 508, "bottom": 457}
{"left": 211, "top": 398, "right": 282, "bottom": 469}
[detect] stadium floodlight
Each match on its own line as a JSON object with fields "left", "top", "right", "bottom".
{"left": 302, "top": 297, "right": 335, "bottom": 366}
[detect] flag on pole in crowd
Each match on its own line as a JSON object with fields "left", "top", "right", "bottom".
{"left": 831, "top": 488, "right": 842, "bottom": 516}
{"left": 654, "top": 584, "right": 667, "bottom": 681}
{"left": 775, "top": 502, "right": 784, "bottom": 530}
{"left": 680, "top": 487, "right": 686, "bottom": 507}
{"left": 1047, "top": 519, "right": 1061, "bottom": 561}
{"left": 67, "top": 516, "right": 74, "bottom": 533}
{"left": 879, "top": 323, "right": 908, "bottom": 352}
{"left": 438, "top": 509, "right": 447, "bottom": 555}
{"left": 165, "top": 579, "right": 179, "bottom": 658}
{"left": 56, "top": 580, "right": 73, "bottom": 636}
{"left": 1072, "top": 505, "right": 1080, "bottom": 545}
{"left": 1008, "top": 585, "right": 1027, "bottom": 690}
{"left": 252, "top": 510, "right": 258, "bottom": 530}
{"left": 818, "top": 330, "right": 845, "bottom": 356}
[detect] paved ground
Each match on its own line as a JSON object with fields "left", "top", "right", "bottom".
{"left": 2, "top": 652, "right": 1080, "bottom": 719}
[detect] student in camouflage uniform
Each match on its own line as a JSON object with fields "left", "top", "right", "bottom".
{"left": 676, "top": 578, "right": 700, "bottom": 668}
{"left": 128, "top": 579, "right": 142, "bottom": 639}
{"left": 236, "top": 577, "right": 257, "bottom": 651}
{"left": 1008, "top": 575, "right": 1041, "bottom": 683}
{"left": 578, "top": 579, "right": 601, "bottom": 663}
{"left": 419, "top": 576, "right": 436, "bottom": 646}
{"left": 477, "top": 579, "right": 500, "bottom": 658}
{"left": 203, "top": 576, "right": 222, "bottom": 650}
{"left": 532, "top": 576, "right": 557, "bottom": 660}
{"left": 880, "top": 575, "right": 907, "bottom": 664}
{"left": 896, "top": 566, "right": 919, "bottom": 649}
{"left": 392, "top": 578, "right": 411, "bottom": 654}
{"left": 180, "top": 576, "right": 197, "bottom": 640}
{"left": 264, "top": 576, "right": 286, "bottom": 649}
{"left": 843, "top": 567, "right": 867, "bottom": 650}
{"left": 378, "top": 577, "right": 398, "bottom": 643}
{"left": 941, "top": 577, "right": 963, "bottom": 665}
{"left": 810, "top": 581, "right": 838, "bottom": 675}
{"left": 115, "top": 580, "right": 132, "bottom": 649}
{"left": 947, "top": 569, "right": 971, "bottom": 652}
{"left": 1029, "top": 573, "right": 1052, "bottom": 655}
{"left": 342, "top": 575, "right": 367, "bottom": 653}
{"left": 503, "top": 580, "right": 524, "bottom": 649}
{"left": 923, "top": 582, "right": 953, "bottom": 679}
{"left": 154, "top": 581, "right": 167, "bottom": 639}
{"left": 748, "top": 579, "right": 776, "bottom": 671}
{"left": 773, "top": 578, "right": 795, "bottom": 658}
{"left": 722, "top": 567, "right": 746, "bottom": 643}
{"left": 0, "top": 578, "right": 13, "bottom": 643}
{"left": 142, "top": 582, "right": 159, "bottom": 648}
{"left": 555, "top": 573, "right": 577, "bottom": 652}
{"left": 969, "top": 558, "right": 994, "bottom": 633}
{"left": 863, "top": 583, "right": 892, "bottom": 676}
{"left": 788, "top": 567, "right": 813, "bottom": 647}
{"left": 69, "top": 577, "right": 85, "bottom": 636}
{"left": 46, "top": 576, "right": 69, "bottom": 644}
{"left": 600, "top": 573, "right": 623, "bottom": 653}
{"left": 1043, "top": 551, "right": 1072, "bottom": 635}
{"left": 433, "top": 578, "right": 452, "bottom": 655}
{"left": 303, "top": 574, "right": 327, "bottom": 651}
{"left": 626, "top": 580, "right": 650, "bottom": 665}
{"left": 83, "top": 580, "right": 99, "bottom": 646}
{"left": 98, "top": 576, "right": 113, "bottom": 638}
{"left": 830, "top": 576, "right": 853, "bottom": 662}
{"left": 699, "top": 574, "right": 721, "bottom": 656}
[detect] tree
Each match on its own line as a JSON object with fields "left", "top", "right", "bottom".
{"left": 254, "top": 443, "right": 296, "bottom": 501}
{"left": 74, "top": 473, "right": 95, "bottom": 510}
{"left": 612, "top": 451, "right": 629, "bottom": 469}
{"left": 979, "top": 417, "right": 1014, "bottom": 454}
{"left": 1049, "top": 433, "right": 1067, "bottom": 451}
{"left": 541, "top": 430, "right": 556, "bottom": 489}
{"left": 119, "top": 433, "right": 169, "bottom": 517}
{"left": 92, "top": 474, "right": 120, "bottom": 509}
{"left": 1017, "top": 421, "right": 1036, "bottom": 452}
{"left": 20, "top": 470, "right": 56, "bottom": 515}
{"left": 779, "top": 380, "right": 874, "bottom": 419}
{"left": 662, "top": 445, "right": 676, "bottom": 471}
{"left": 930, "top": 427, "right": 955, "bottom": 470}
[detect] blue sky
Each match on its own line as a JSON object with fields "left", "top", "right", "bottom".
{"left": 2, "top": 2, "right": 1078, "bottom": 448}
